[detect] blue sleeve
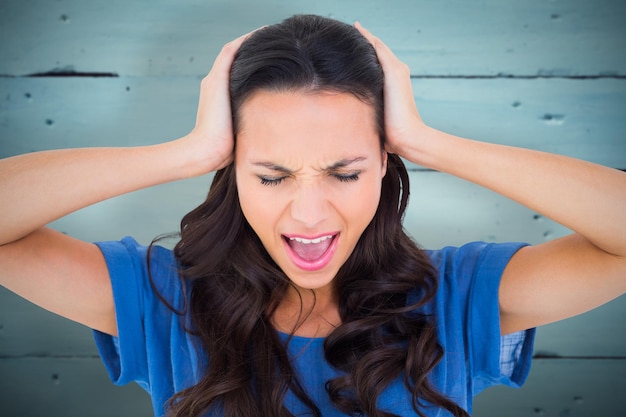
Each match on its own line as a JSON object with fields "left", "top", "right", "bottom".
{"left": 466, "top": 243, "right": 535, "bottom": 394}
{"left": 427, "top": 242, "right": 535, "bottom": 401}
{"left": 91, "top": 237, "right": 183, "bottom": 393}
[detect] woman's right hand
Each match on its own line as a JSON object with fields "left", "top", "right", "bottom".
{"left": 185, "top": 31, "right": 253, "bottom": 173}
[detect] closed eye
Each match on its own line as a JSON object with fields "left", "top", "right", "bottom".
{"left": 333, "top": 172, "right": 360, "bottom": 183}
{"left": 259, "top": 176, "right": 286, "bottom": 186}
{"left": 258, "top": 172, "right": 360, "bottom": 186}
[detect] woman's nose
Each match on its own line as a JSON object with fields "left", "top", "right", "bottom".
{"left": 289, "top": 183, "right": 330, "bottom": 228}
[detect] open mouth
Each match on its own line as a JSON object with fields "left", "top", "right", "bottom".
{"left": 282, "top": 233, "right": 339, "bottom": 271}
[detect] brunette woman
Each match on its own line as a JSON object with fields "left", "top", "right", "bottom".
{"left": 1, "top": 15, "right": 624, "bottom": 417}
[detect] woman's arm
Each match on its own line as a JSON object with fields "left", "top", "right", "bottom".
{"left": 1, "top": 141, "right": 213, "bottom": 245}
{"left": 411, "top": 126, "right": 626, "bottom": 334}
{"left": 356, "top": 23, "right": 626, "bottom": 334}
{"left": 0, "top": 32, "right": 250, "bottom": 335}
{"left": 0, "top": 30, "right": 249, "bottom": 245}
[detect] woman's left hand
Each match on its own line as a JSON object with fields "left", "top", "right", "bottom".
{"left": 355, "top": 22, "right": 429, "bottom": 164}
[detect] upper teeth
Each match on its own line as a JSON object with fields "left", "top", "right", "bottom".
{"left": 289, "top": 235, "right": 333, "bottom": 244}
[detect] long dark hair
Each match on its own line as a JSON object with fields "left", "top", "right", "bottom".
{"left": 159, "top": 14, "right": 470, "bottom": 417}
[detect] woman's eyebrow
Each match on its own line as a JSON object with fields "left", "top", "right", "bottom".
{"left": 251, "top": 161, "right": 293, "bottom": 174}
{"left": 324, "top": 157, "right": 367, "bottom": 170}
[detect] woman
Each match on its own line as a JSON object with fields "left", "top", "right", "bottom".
{"left": 0, "top": 14, "right": 624, "bottom": 417}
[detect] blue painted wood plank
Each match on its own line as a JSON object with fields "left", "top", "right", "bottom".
{"left": 1, "top": 0, "right": 624, "bottom": 76}
{"left": 474, "top": 359, "right": 626, "bottom": 416}
{"left": 0, "top": 356, "right": 623, "bottom": 416}
{"left": 0, "top": 287, "right": 101, "bottom": 357}
{"left": 1, "top": 77, "right": 624, "bottom": 168}
{"left": 0, "top": 357, "right": 152, "bottom": 417}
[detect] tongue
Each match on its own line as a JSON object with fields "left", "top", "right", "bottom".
{"left": 289, "top": 238, "right": 332, "bottom": 262}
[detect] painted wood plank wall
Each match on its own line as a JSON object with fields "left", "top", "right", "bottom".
{"left": 1, "top": 0, "right": 624, "bottom": 416}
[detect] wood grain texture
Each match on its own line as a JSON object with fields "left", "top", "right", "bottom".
{"left": 474, "top": 359, "right": 626, "bottom": 416}
{"left": 0, "top": 356, "right": 624, "bottom": 416}
{"left": 0, "top": 357, "right": 152, "bottom": 417}
{"left": 1, "top": 0, "right": 625, "bottom": 77}
{"left": 1, "top": 77, "right": 625, "bottom": 167}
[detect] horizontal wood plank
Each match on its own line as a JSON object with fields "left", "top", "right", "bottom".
{"left": 474, "top": 359, "right": 626, "bottom": 416}
{"left": 1, "top": 77, "right": 624, "bottom": 168}
{"left": 0, "top": 356, "right": 623, "bottom": 416}
{"left": 0, "top": 0, "right": 624, "bottom": 77}
{"left": 0, "top": 357, "right": 153, "bottom": 417}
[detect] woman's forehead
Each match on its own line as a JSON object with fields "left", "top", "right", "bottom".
{"left": 236, "top": 90, "right": 379, "bottom": 154}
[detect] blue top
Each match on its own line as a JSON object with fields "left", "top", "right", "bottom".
{"left": 93, "top": 237, "right": 535, "bottom": 416}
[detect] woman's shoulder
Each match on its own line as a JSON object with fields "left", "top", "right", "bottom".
{"left": 96, "top": 235, "right": 176, "bottom": 271}
{"left": 419, "top": 241, "right": 529, "bottom": 313}
{"left": 425, "top": 241, "right": 528, "bottom": 278}
{"left": 95, "top": 236, "right": 183, "bottom": 305}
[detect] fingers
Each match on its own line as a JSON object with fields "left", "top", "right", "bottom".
{"left": 354, "top": 21, "right": 375, "bottom": 44}
{"left": 354, "top": 21, "right": 386, "bottom": 55}
{"left": 354, "top": 22, "right": 407, "bottom": 72}
{"left": 197, "top": 27, "right": 262, "bottom": 119}
{"left": 354, "top": 21, "right": 423, "bottom": 156}
{"left": 192, "top": 27, "right": 267, "bottom": 171}
{"left": 208, "top": 28, "right": 260, "bottom": 76}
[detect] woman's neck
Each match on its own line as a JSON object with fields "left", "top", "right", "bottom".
{"left": 271, "top": 286, "right": 341, "bottom": 338}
